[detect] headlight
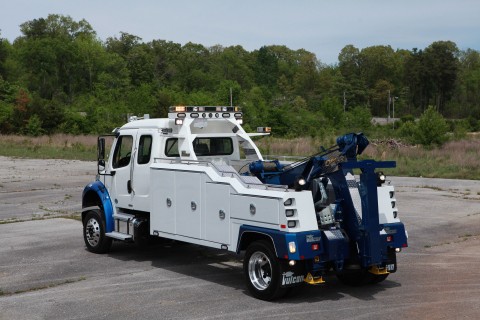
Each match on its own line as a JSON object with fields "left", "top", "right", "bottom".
{"left": 377, "top": 171, "right": 386, "bottom": 186}
{"left": 294, "top": 176, "right": 306, "bottom": 191}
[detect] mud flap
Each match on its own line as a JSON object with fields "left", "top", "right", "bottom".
{"left": 384, "top": 248, "right": 397, "bottom": 273}
{"left": 279, "top": 260, "right": 307, "bottom": 288}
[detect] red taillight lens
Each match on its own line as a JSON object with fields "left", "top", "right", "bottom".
{"left": 311, "top": 244, "right": 319, "bottom": 251}
{"left": 386, "top": 235, "right": 393, "bottom": 242}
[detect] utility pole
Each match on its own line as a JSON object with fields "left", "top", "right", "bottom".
{"left": 343, "top": 91, "right": 347, "bottom": 112}
{"left": 387, "top": 90, "right": 391, "bottom": 123}
{"left": 392, "top": 96, "right": 398, "bottom": 129}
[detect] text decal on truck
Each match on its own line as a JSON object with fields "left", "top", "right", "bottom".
{"left": 281, "top": 271, "right": 305, "bottom": 286}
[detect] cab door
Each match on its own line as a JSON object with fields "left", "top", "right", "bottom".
{"left": 130, "top": 132, "right": 155, "bottom": 212}
{"left": 110, "top": 130, "right": 137, "bottom": 209}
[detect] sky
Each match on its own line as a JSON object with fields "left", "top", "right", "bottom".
{"left": 1, "top": 0, "right": 479, "bottom": 65}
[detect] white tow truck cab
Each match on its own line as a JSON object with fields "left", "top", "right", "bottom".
{"left": 82, "top": 106, "right": 408, "bottom": 300}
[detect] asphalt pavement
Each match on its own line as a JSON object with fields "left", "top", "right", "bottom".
{"left": 1, "top": 156, "right": 480, "bottom": 320}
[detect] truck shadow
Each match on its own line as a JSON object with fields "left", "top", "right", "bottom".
{"left": 105, "top": 240, "right": 401, "bottom": 303}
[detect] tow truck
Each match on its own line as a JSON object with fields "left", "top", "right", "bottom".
{"left": 82, "top": 106, "right": 408, "bottom": 300}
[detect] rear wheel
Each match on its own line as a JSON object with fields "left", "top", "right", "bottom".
{"left": 370, "top": 273, "right": 389, "bottom": 284}
{"left": 243, "top": 240, "right": 286, "bottom": 300}
{"left": 83, "top": 210, "right": 112, "bottom": 254}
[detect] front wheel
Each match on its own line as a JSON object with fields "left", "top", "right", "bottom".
{"left": 83, "top": 209, "right": 112, "bottom": 254}
{"left": 243, "top": 240, "right": 287, "bottom": 300}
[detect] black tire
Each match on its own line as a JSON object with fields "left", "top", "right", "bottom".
{"left": 134, "top": 220, "right": 152, "bottom": 248}
{"left": 369, "top": 273, "right": 389, "bottom": 284}
{"left": 83, "top": 209, "right": 112, "bottom": 254}
{"left": 337, "top": 269, "right": 389, "bottom": 286}
{"left": 243, "top": 240, "right": 286, "bottom": 301}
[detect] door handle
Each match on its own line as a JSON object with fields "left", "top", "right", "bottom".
{"left": 127, "top": 180, "right": 132, "bottom": 194}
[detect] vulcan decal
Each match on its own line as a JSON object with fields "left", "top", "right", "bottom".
{"left": 281, "top": 271, "right": 305, "bottom": 286}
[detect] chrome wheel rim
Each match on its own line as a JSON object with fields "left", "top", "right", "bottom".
{"left": 248, "top": 251, "right": 272, "bottom": 291}
{"left": 85, "top": 217, "right": 101, "bottom": 247}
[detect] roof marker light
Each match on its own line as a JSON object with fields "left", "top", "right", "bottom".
{"left": 257, "top": 127, "right": 271, "bottom": 133}
{"left": 173, "top": 106, "right": 186, "bottom": 112}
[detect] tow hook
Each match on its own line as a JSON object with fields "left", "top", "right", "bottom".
{"left": 369, "top": 265, "right": 389, "bottom": 275}
{"left": 304, "top": 273, "right": 325, "bottom": 285}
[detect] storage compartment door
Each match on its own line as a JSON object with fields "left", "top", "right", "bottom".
{"left": 175, "top": 171, "right": 202, "bottom": 239}
{"left": 150, "top": 169, "right": 176, "bottom": 234}
{"left": 205, "top": 183, "right": 230, "bottom": 244}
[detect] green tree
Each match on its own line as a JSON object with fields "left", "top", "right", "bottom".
{"left": 359, "top": 45, "right": 398, "bottom": 88}
{"left": 150, "top": 40, "right": 182, "bottom": 86}
{"left": 424, "top": 41, "right": 459, "bottom": 112}
{"left": 338, "top": 45, "right": 368, "bottom": 107}
{"left": 215, "top": 80, "right": 241, "bottom": 106}
{"left": 106, "top": 33, "right": 154, "bottom": 86}
{"left": 414, "top": 106, "right": 449, "bottom": 147}
{"left": 25, "top": 114, "right": 44, "bottom": 136}
{"left": 253, "top": 46, "right": 279, "bottom": 90}
{"left": 319, "top": 97, "right": 343, "bottom": 125}
{"left": 0, "top": 32, "right": 10, "bottom": 78}
{"left": 15, "top": 14, "right": 100, "bottom": 100}
{"left": 342, "top": 106, "right": 372, "bottom": 132}
{"left": 452, "top": 49, "right": 480, "bottom": 118}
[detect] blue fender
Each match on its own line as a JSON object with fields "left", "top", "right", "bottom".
{"left": 237, "top": 225, "right": 328, "bottom": 261}
{"left": 82, "top": 181, "right": 114, "bottom": 232}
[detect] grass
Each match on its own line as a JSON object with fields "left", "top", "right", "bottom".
{"left": 256, "top": 135, "right": 480, "bottom": 180}
{"left": 366, "top": 139, "right": 480, "bottom": 180}
{"left": 1, "top": 133, "right": 480, "bottom": 179}
{"left": 0, "top": 134, "right": 97, "bottom": 161}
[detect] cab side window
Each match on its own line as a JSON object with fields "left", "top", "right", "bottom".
{"left": 137, "top": 135, "right": 152, "bottom": 165}
{"left": 165, "top": 138, "right": 179, "bottom": 157}
{"left": 112, "top": 136, "right": 133, "bottom": 169}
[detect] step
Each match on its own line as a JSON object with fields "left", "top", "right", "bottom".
{"left": 105, "top": 231, "right": 133, "bottom": 241}
{"left": 113, "top": 212, "right": 135, "bottom": 222}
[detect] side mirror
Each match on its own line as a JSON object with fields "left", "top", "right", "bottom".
{"left": 98, "top": 137, "right": 106, "bottom": 161}
{"left": 97, "top": 138, "right": 106, "bottom": 174}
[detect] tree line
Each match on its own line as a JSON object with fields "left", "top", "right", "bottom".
{"left": 0, "top": 14, "right": 479, "bottom": 137}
